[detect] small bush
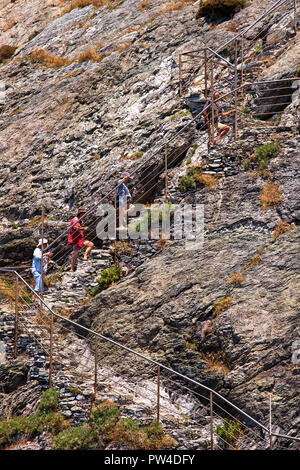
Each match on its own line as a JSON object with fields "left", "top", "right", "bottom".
{"left": 120, "top": 151, "right": 144, "bottom": 161}
{"left": 53, "top": 423, "right": 97, "bottom": 450}
{"left": 202, "top": 351, "right": 230, "bottom": 374}
{"left": 115, "top": 42, "right": 132, "bottom": 53}
{"left": 62, "top": 0, "right": 106, "bottom": 14}
{"left": 28, "top": 31, "right": 41, "bottom": 41}
{"left": 91, "top": 400, "right": 120, "bottom": 438}
{"left": 227, "top": 271, "right": 245, "bottom": 287}
{"left": 259, "top": 180, "right": 283, "bottom": 210}
{"left": 78, "top": 48, "right": 104, "bottom": 63}
{"left": 90, "top": 265, "right": 123, "bottom": 296}
{"left": 179, "top": 166, "right": 217, "bottom": 192}
{"left": 244, "top": 253, "right": 262, "bottom": 269}
{"left": 272, "top": 221, "right": 295, "bottom": 240}
{"left": 213, "top": 297, "right": 232, "bottom": 316}
{"left": 243, "top": 142, "right": 280, "bottom": 173}
{"left": 37, "top": 388, "right": 60, "bottom": 415}
{"left": 138, "top": 0, "right": 150, "bottom": 11}
{"left": 216, "top": 418, "right": 242, "bottom": 447}
{"left": 243, "top": 158, "right": 251, "bottom": 171}
{"left": 196, "top": 0, "right": 246, "bottom": 19}
{"left": 255, "top": 141, "right": 280, "bottom": 167}
{"left": 179, "top": 167, "right": 198, "bottom": 192}
{"left": 0, "top": 389, "right": 68, "bottom": 447}
{"left": 109, "top": 418, "right": 177, "bottom": 450}
{"left": 27, "top": 49, "right": 71, "bottom": 68}
{"left": 196, "top": 172, "right": 218, "bottom": 190}
{"left": 0, "top": 45, "right": 17, "bottom": 63}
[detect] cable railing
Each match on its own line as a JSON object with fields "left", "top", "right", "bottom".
{"left": 0, "top": 268, "right": 299, "bottom": 450}
{"left": 3, "top": 0, "right": 298, "bottom": 275}
{"left": 179, "top": 0, "right": 299, "bottom": 96}
{"left": 33, "top": 75, "right": 298, "bottom": 273}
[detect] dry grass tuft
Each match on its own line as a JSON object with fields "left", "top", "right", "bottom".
{"left": 213, "top": 297, "right": 232, "bottom": 316}
{"left": 196, "top": 172, "right": 218, "bottom": 190}
{"left": 28, "top": 49, "right": 71, "bottom": 68}
{"left": 244, "top": 252, "right": 262, "bottom": 270}
{"left": 202, "top": 351, "right": 231, "bottom": 374}
{"left": 272, "top": 221, "right": 295, "bottom": 240}
{"left": 62, "top": 0, "right": 107, "bottom": 14}
{"left": 160, "top": 0, "right": 195, "bottom": 14}
{"left": 227, "top": 271, "right": 245, "bottom": 287}
{"left": 259, "top": 180, "right": 283, "bottom": 210}
{"left": 115, "top": 41, "right": 132, "bottom": 53}
{"left": 78, "top": 48, "right": 104, "bottom": 63}
{"left": 138, "top": 0, "right": 150, "bottom": 11}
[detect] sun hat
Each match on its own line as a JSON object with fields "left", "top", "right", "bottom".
{"left": 37, "top": 238, "right": 48, "bottom": 247}
{"left": 77, "top": 207, "right": 87, "bottom": 215}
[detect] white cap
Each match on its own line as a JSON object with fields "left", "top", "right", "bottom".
{"left": 37, "top": 238, "right": 48, "bottom": 247}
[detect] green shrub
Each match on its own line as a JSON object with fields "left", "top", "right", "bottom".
{"left": 179, "top": 167, "right": 198, "bottom": 192}
{"left": 255, "top": 141, "right": 280, "bottom": 162}
{"left": 0, "top": 389, "right": 67, "bottom": 447}
{"left": 91, "top": 400, "right": 120, "bottom": 438}
{"left": 37, "top": 388, "right": 60, "bottom": 415}
{"left": 109, "top": 418, "right": 177, "bottom": 450}
{"left": 53, "top": 423, "right": 98, "bottom": 450}
{"left": 243, "top": 141, "right": 280, "bottom": 173}
{"left": 196, "top": 0, "right": 246, "bottom": 19}
{"left": 243, "top": 158, "right": 251, "bottom": 171}
{"left": 216, "top": 418, "right": 242, "bottom": 447}
{"left": 90, "top": 265, "right": 123, "bottom": 296}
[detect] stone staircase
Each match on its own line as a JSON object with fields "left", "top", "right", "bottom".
{"left": 43, "top": 248, "right": 113, "bottom": 315}
{"left": 0, "top": 296, "right": 225, "bottom": 450}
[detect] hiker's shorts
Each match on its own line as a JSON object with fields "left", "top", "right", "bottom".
{"left": 216, "top": 122, "right": 228, "bottom": 131}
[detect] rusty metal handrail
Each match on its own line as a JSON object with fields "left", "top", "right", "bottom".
{"left": 1, "top": 267, "right": 299, "bottom": 445}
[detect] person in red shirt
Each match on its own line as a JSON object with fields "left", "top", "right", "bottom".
{"left": 68, "top": 208, "right": 94, "bottom": 272}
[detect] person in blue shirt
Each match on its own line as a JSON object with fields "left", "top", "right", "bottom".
{"left": 116, "top": 173, "right": 136, "bottom": 229}
{"left": 32, "top": 238, "right": 53, "bottom": 295}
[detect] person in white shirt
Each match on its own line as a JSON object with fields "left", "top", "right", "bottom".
{"left": 31, "top": 238, "right": 52, "bottom": 294}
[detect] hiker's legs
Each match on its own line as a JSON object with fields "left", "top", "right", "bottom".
{"left": 126, "top": 203, "right": 135, "bottom": 214}
{"left": 83, "top": 240, "right": 94, "bottom": 260}
{"left": 32, "top": 270, "right": 42, "bottom": 293}
{"left": 216, "top": 123, "right": 230, "bottom": 143}
{"left": 118, "top": 196, "right": 127, "bottom": 229}
{"left": 71, "top": 247, "right": 81, "bottom": 271}
{"left": 32, "top": 270, "right": 43, "bottom": 307}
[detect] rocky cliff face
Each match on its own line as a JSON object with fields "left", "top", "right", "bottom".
{"left": 0, "top": 0, "right": 299, "bottom": 449}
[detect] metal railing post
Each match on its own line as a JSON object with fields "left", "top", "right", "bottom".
{"left": 94, "top": 338, "right": 98, "bottom": 401}
{"left": 210, "top": 62, "right": 215, "bottom": 146}
{"left": 179, "top": 54, "right": 182, "bottom": 97}
{"left": 234, "top": 40, "right": 238, "bottom": 140}
{"left": 269, "top": 393, "right": 273, "bottom": 450}
{"left": 204, "top": 49, "right": 208, "bottom": 99}
{"left": 241, "top": 35, "right": 244, "bottom": 96}
{"left": 114, "top": 190, "right": 119, "bottom": 266}
{"left": 14, "top": 277, "right": 19, "bottom": 359}
{"left": 41, "top": 205, "right": 44, "bottom": 297}
{"left": 49, "top": 312, "right": 54, "bottom": 388}
{"left": 210, "top": 391, "right": 214, "bottom": 450}
{"left": 164, "top": 144, "right": 168, "bottom": 204}
{"left": 157, "top": 365, "right": 161, "bottom": 425}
